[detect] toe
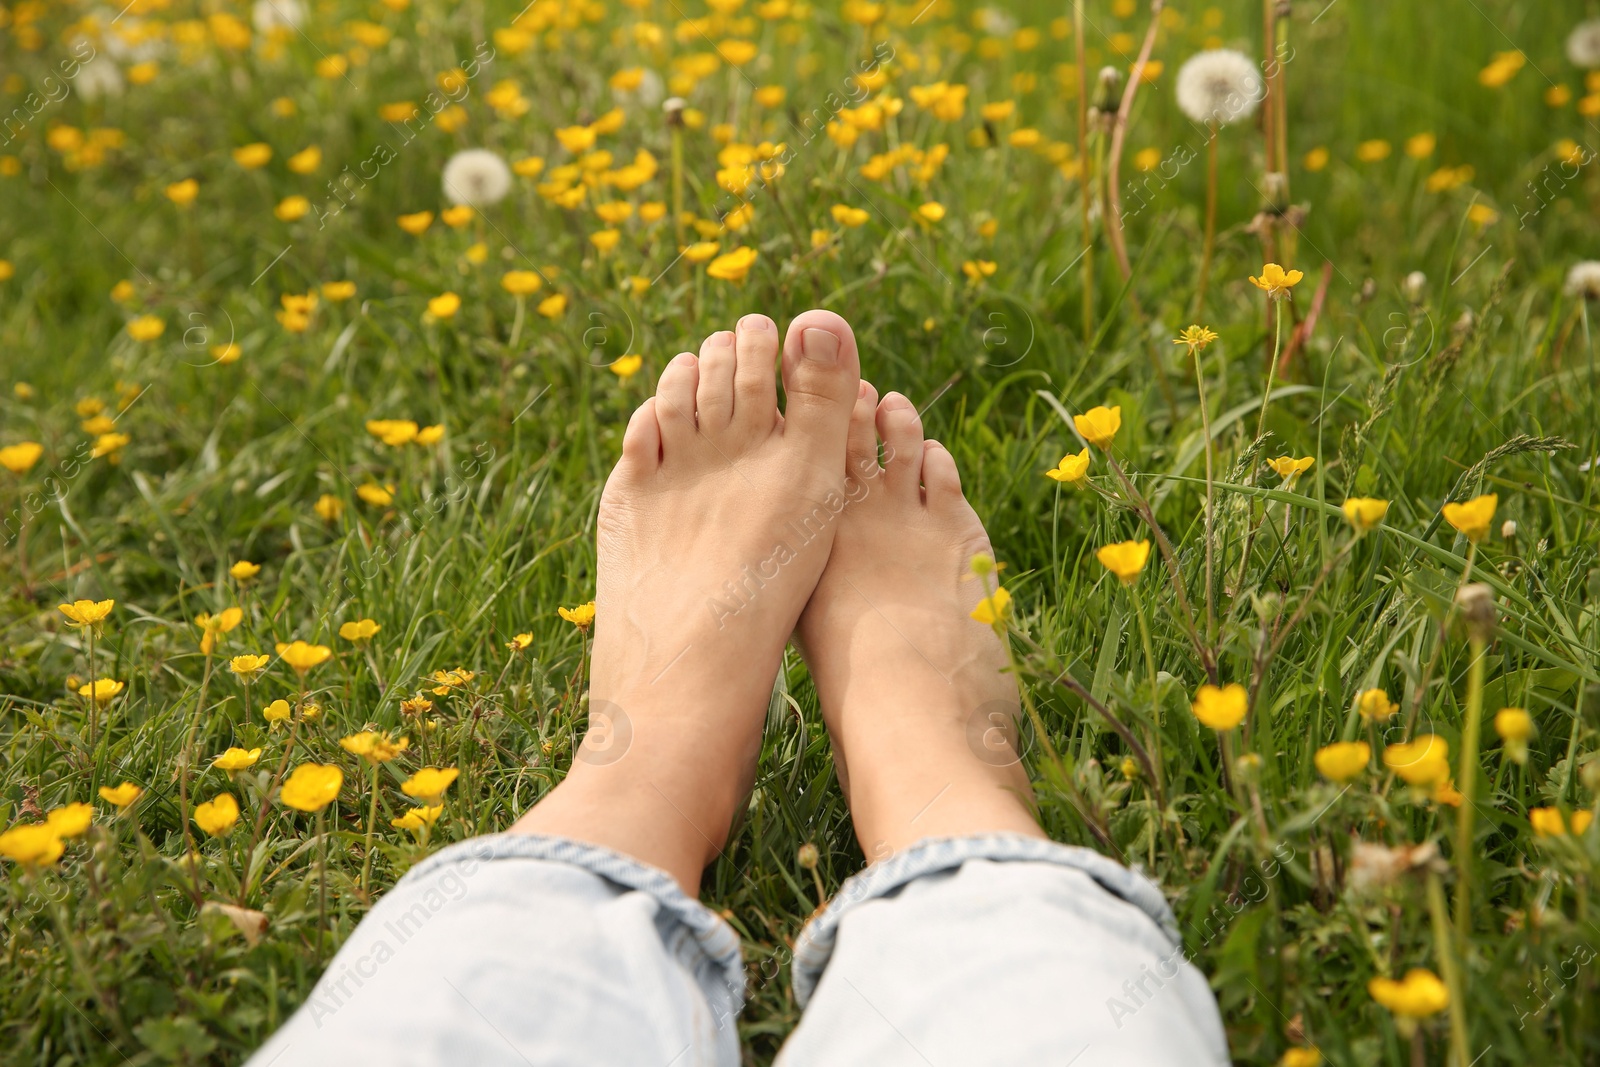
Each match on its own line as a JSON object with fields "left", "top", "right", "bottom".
{"left": 779, "top": 309, "right": 861, "bottom": 456}
{"left": 876, "top": 392, "right": 925, "bottom": 501}
{"left": 695, "top": 330, "right": 736, "bottom": 430}
{"left": 655, "top": 351, "right": 700, "bottom": 451}
{"left": 920, "top": 439, "right": 962, "bottom": 501}
{"left": 846, "top": 380, "right": 881, "bottom": 484}
{"left": 732, "top": 313, "right": 780, "bottom": 433}
{"left": 619, "top": 397, "right": 663, "bottom": 469}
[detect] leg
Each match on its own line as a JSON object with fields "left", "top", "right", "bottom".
{"left": 781, "top": 384, "right": 1229, "bottom": 1065}
{"left": 249, "top": 315, "right": 861, "bottom": 1065}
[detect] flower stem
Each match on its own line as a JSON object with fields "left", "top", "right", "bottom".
{"left": 1192, "top": 344, "right": 1216, "bottom": 644}
{"left": 1255, "top": 296, "right": 1286, "bottom": 445}
{"left": 360, "top": 760, "right": 379, "bottom": 895}
{"left": 1453, "top": 634, "right": 1487, "bottom": 950}
{"left": 1427, "top": 871, "right": 1471, "bottom": 1067}
{"left": 316, "top": 809, "right": 329, "bottom": 960}
{"left": 1193, "top": 128, "right": 1218, "bottom": 317}
{"left": 1129, "top": 583, "right": 1165, "bottom": 777}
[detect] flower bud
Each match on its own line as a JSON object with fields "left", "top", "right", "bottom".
{"left": 1455, "top": 582, "right": 1496, "bottom": 643}
{"left": 797, "top": 843, "right": 819, "bottom": 870}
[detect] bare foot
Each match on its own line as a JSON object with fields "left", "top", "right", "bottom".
{"left": 514, "top": 312, "right": 861, "bottom": 894}
{"left": 797, "top": 384, "right": 1045, "bottom": 862}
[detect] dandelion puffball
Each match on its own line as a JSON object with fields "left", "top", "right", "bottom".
{"left": 1567, "top": 20, "right": 1600, "bottom": 68}
{"left": 252, "top": 0, "right": 306, "bottom": 33}
{"left": 616, "top": 69, "right": 665, "bottom": 108}
{"left": 75, "top": 56, "right": 125, "bottom": 101}
{"left": 1565, "top": 261, "right": 1600, "bottom": 300}
{"left": 441, "top": 149, "right": 512, "bottom": 207}
{"left": 1175, "top": 49, "right": 1263, "bottom": 127}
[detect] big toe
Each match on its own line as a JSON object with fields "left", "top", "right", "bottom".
{"left": 780, "top": 309, "right": 861, "bottom": 456}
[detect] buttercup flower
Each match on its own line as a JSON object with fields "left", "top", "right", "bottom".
{"left": 1074, "top": 405, "right": 1121, "bottom": 449}
{"left": 1441, "top": 493, "right": 1497, "bottom": 543}
{"left": 1249, "top": 263, "right": 1303, "bottom": 297}
{"left": 340, "top": 731, "right": 410, "bottom": 763}
{"left": 46, "top": 803, "right": 93, "bottom": 838}
{"left": 610, "top": 355, "right": 643, "bottom": 379}
{"left": 0, "top": 442, "right": 44, "bottom": 474}
{"left": 0, "top": 824, "right": 65, "bottom": 866}
{"left": 707, "top": 247, "right": 758, "bottom": 283}
{"left": 78, "top": 678, "right": 125, "bottom": 705}
{"left": 1531, "top": 807, "right": 1593, "bottom": 838}
{"left": 196, "top": 607, "right": 244, "bottom": 655}
{"left": 558, "top": 602, "right": 597, "bottom": 629}
{"left": 1045, "top": 447, "right": 1090, "bottom": 484}
{"left": 193, "top": 794, "right": 240, "bottom": 836}
{"left": 127, "top": 315, "right": 165, "bottom": 341}
{"left": 279, "top": 764, "right": 344, "bottom": 812}
{"left": 1267, "top": 456, "right": 1314, "bottom": 480}
{"left": 213, "top": 747, "right": 263, "bottom": 771}
{"left": 428, "top": 292, "right": 462, "bottom": 319}
{"left": 59, "top": 599, "right": 115, "bottom": 628}
{"left": 969, "top": 586, "right": 1012, "bottom": 626}
{"left": 1342, "top": 498, "right": 1389, "bottom": 534}
{"left": 1096, "top": 540, "right": 1150, "bottom": 585}
{"left": 1314, "top": 741, "right": 1370, "bottom": 782}
{"left": 1191, "top": 683, "right": 1248, "bottom": 730}
{"left": 1369, "top": 969, "right": 1448, "bottom": 1021}
{"left": 402, "top": 767, "right": 459, "bottom": 803}
{"left": 1356, "top": 689, "right": 1397, "bottom": 722}
{"left": 230, "top": 654, "right": 271, "bottom": 679}
{"left": 392, "top": 805, "right": 444, "bottom": 832}
{"left": 831, "top": 204, "right": 869, "bottom": 227}
{"left": 263, "top": 698, "right": 292, "bottom": 725}
{"left": 502, "top": 270, "right": 543, "bottom": 295}
{"left": 314, "top": 494, "right": 345, "bottom": 521}
{"left": 98, "top": 782, "right": 143, "bottom": 808}
{"left": 397, "top": 211, "right": 434, "bottom": 235}
{"left": 1384, "top": 735, "right": 1450, "bottom": 787}
{"left": 339, "top": 618, "right": 381, "bottom": 642}
{"left": 275, "top": 640, "right": 332, "bottom": 674}
{"left": 1172, "top": 325, "right": 1218, "bottom": 351}
{"left": 230, "top": 560, "right": 261, "bottom": 581}
{"left": 232, "top": 143, "right": 271, "bottom": 168}
{"left": 1494, "top": 707, "right": 1533, "bottom": 764}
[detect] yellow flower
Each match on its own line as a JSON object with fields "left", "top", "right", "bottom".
{"left": 230, "top": 560, "right": 261, "bottom": 581}
{"left": 46, "top": 803, "right": 93, "bottom": 838}
{"left": 1494, "top": 706, "right": 1532, "bottom": 741}
{"left": 1249, "top": 263, "right": 1304, "bottom": 297}
{"left": 1191, "top": 683, "right": 1248, "bottom": 730}
{"left": 401, "top": 766, "right": 459, "bottom": 803}
{"left": 1342, "top": 497, "right": 1389, "bottom": 534}
{"left": 416, "top": 425, "right": 445, "bottom": 446}
{"left": 322, "top": 280, "right": 356, "bottom": 301}
{"left": 275, "top": 195, "right": 310, "bottom": 222}
{"left": 558, "top": 601, "right": 597, "bottom": 629}
{"left": 340, "top": 731, "right": 410, "bottom": 763}
{"left": 953, "top": 576, "right": 1008, "bottom": 624}
{"left": 213, "top": 343, "right": 242, "bottom": 364}
{"left": 537, "top": 293, "right": 568, "bottom": 318}
{"left": 707, "top": 247, "right": 759, "bottom": 283}
{"left": 1267, "top": 456, "right": 1315, "bottom": 480}
{"left": 610, "top": 355, "right": 643, "bottom": 379}
{"left": 279, "top": 764, "right": 344, "bottom": 812}
{"left": 78, "top": 678, "right": 125, "bottom": 705}
{"left": 1074, "top": 405, "right": 1121, "bottom": 449}
{"left": 263, "top": 698, "right": 292, "bottom": 725}
{"left": 1404, "top": 132, "right": 1436, "bottom": 159}
{"left": 831, "top": 204, "right": 870, "bottom": 228}
{"left": 1369, "top": 969, "right": 1448, "bottom": 1018}
{"left": 513, "top": 156, "right": 546, "bottom": 178}
{"left": 429, "top": 667, "right": 476, "bottom": 695}
{"left": 213, "top": 747, "right": 263, "bottom": 771}
{"left": 165, "top": 178, "right": 199, "bottom": 205}
{"left": 1045, "top": 447, "right": 1090, "bottom": 485}
{"left": 961, "top": 260, "right": 997, "bottom": 282}
{"left": 1354, "top": 139, "right": 1391, "bottom": 163}
{"left": 916, "top": 201, "right": 946, "bottom": 223}
{"left": 428, "top": 292, "right": 461, "bottom": 319}
{"left": 1478, "top": 50, "right": 1525, "bottom": 88}
{"left": 501, "top": 270, "right": 543, "bottom": 295}
{"left": 0, "top": 442, "right": 44, "bottom": 474}
{"left": 1303, "top": 146, "right": 1330, "bottom": 171}
{"left": 127, "top": 315, "right": 165, "bottom": 341}
{"left": 358, "top": 483, "right": 395, "bottom": 507}
{"left": 275, "top": 640, "right": 332, "bottom": 674}
{"left": 683, "top": 242, "right": 720, "bottom": 264}
{"left": 441, "top": 204, "right": 474, "bottom": 228}
{"left": 98, "top": 782, "right": 143, "bottom": 808}
{"left": 1172, "top": 325, "right": 1218, "bottom": 351}
{"left": 397, "top": 210, "right": 434, "bottom": 235}
{"left": 193, "top": 793, "right": 240, "bottom": 836}
{"left": 556, "top": 125, "right": 598, "bottom": 153}
{"left": 1467, "top": 203, "right": 1498, "bottom": 227}
{"left": 1384, "top": 735, "right": 1450, "bottom": 787}
{"left": 0, "top": 824, "right": 65, "bottom": 866}
{"left": 1096, "top": 540, "right": 1150, "bottom": 585}
{"left": 339, "top": 618, "right": 381, "bottom": 642}
{"left": 367, "top": 419, "right": 419, "bottom": 446}
{"left": 233, "top": 143, "right": 272, "bottom": 169}
{"left": 288, "top": 145, "right": 322, "bottom": 173}
{"left": 392, "top": 804, "right": 444, "bottom": 832}
{"left": 59, "top": 598, "right": 116, "bottom": 630}
{"left": 229, "top": 654, "right": 270, "bottom": 680}
{"left": 1441, "top": 493, "right": 1496, "bottom": 543}
{"left": 1356, "top": 689, "right": 1397, "bottom": 721}
{"left": 1314, "top": 741, "right": 1370, "bottom": 782}
{"left": 91, "top": 433, "right": 131, "bottom": 460}
{"left": 196, "top": 606, "right": 244, "bottom": 654}
{"left": 314, "top": 494, "right": 344, "bottom": 521}
{"left": 1279, "top": 1049, "right": 1322, "bottom": 1067}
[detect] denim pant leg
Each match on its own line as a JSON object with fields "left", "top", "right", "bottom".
{"left": 246, "top": 834, "right": 744, "bottom": 1067}
{"left": 778, "top": 834, "right": 1230, "bottom": 1066}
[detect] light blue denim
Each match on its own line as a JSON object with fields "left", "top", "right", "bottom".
{"left": 247, "top": 832, "right": 1229, "bottom": 1066}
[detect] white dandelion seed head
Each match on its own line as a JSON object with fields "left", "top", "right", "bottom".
{"left": 1175, "top": 49, "right": 1264, "bottom": 126}
{"left": 253, "top": 0, "right": 306, "bottom": 33}
{"left": 1565, "top": 260, "right": 1600, "bottom": 300}
{"left": 976, "top": 7, "right": 1018, "bottom": 37}
{"left": 1567, "top": 19, "right": 1600, "bottom": 68}
{"left": 74, "top": 55, "right": 125, "bottom": 101}
{"left": 1402, "top": 271, "right": 1427, "bottom": 302}
{"left": 442, "top": 149, "right": 513, "bottom": 207}
{"left": 89, "top": 10, "right": 165, "bottom": 62}
{"left": 616, "top": 69, "right": 664, "bottom": 109}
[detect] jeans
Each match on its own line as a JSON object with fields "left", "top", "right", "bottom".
{"left": 247, "top": 833, "right": 1229, "bottom": 1066}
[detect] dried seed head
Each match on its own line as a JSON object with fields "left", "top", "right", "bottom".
{"left": 797, "top": 843, "right": 819, "bottom": 870}
{"left": 1456, "top": 582, "right": 1497, "bottom": 642}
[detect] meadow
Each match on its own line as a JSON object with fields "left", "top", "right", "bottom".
{"left": 2, "top": 0, "right": 1600, "bottom": 1062}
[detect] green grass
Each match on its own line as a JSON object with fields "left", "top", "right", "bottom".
{"left": 2, "top": 0, "right": 1599, "bottom": 1062}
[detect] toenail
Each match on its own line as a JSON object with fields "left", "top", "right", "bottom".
{"left": 738, "top": 314, "right": 774, "bottom": 333}
{"left": 706, "top": 330, "right": 734, "bottom": 349}
{"left": 802, "top": 327, "right": 840, "bottom": 364}
{"left": 858, "top": 381, "right": 870, "bottom": 399}
{"left": 881, "top": 391, "right": 913, "bottom": 411}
